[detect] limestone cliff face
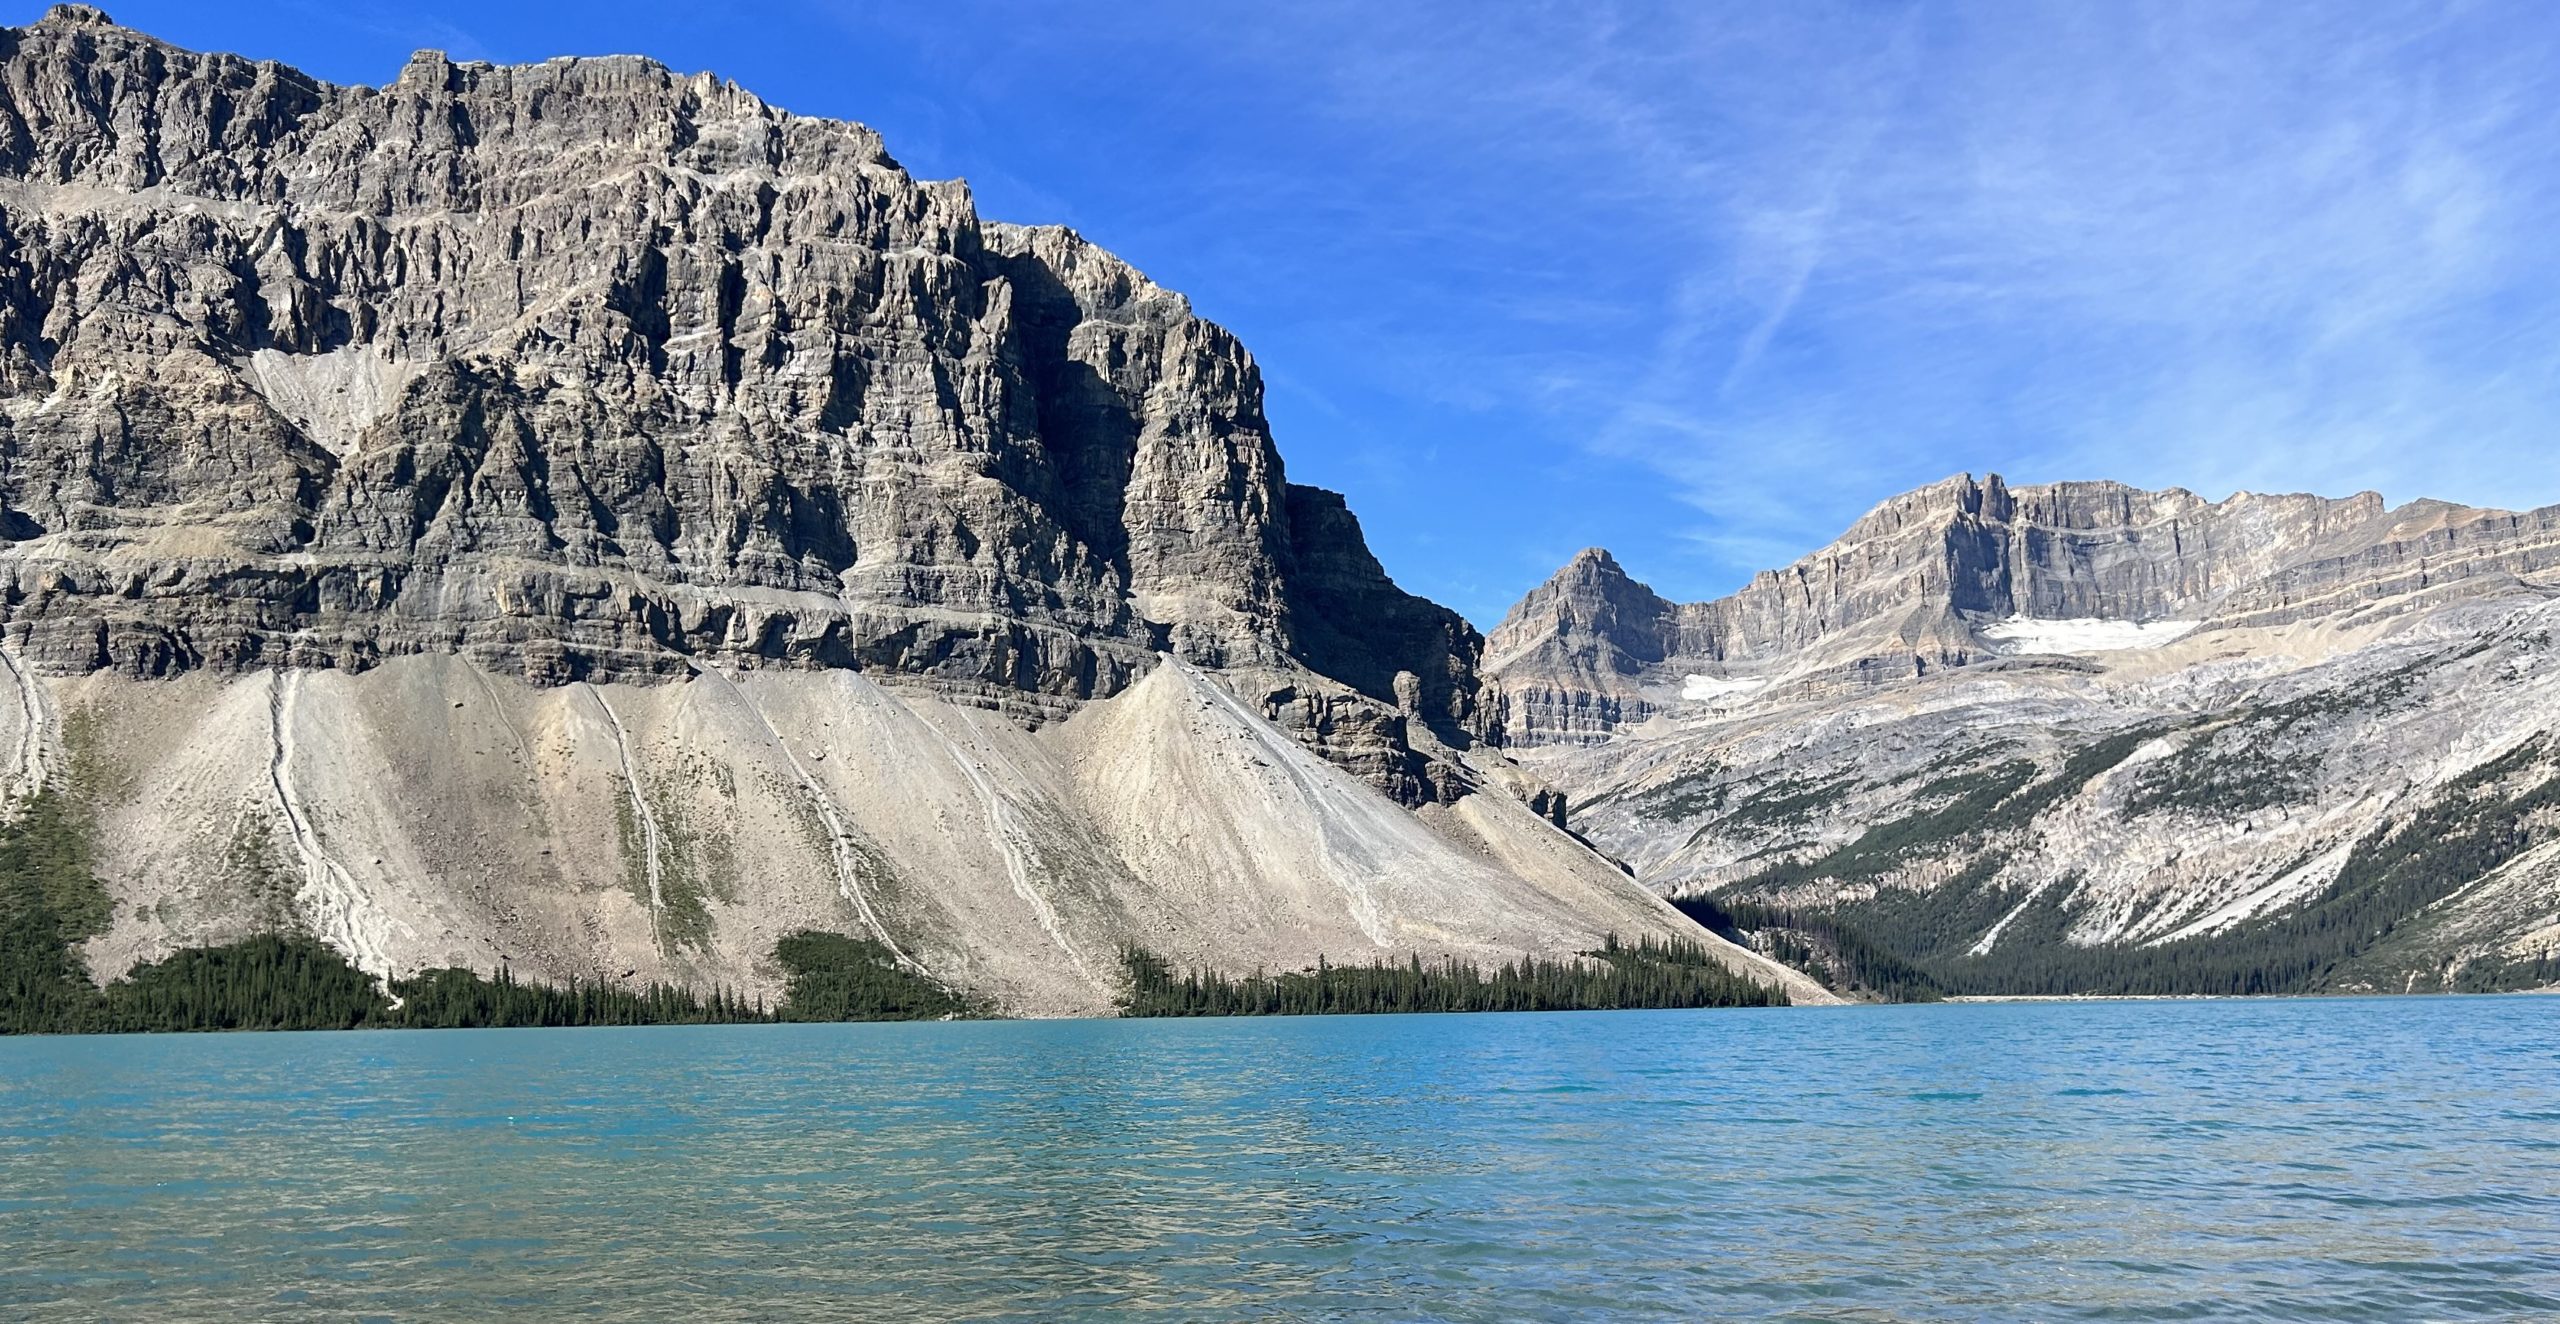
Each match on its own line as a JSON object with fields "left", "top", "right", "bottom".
{"left": 0, "top": 6, "right": 1479, "bottom": 778}
{"left": 1488, "top": 473, "right": 2560, "bottom": 746}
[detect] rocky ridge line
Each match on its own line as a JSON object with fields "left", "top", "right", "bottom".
{"left": 1488, "top": 473, "right": 2560, "bottom": 746}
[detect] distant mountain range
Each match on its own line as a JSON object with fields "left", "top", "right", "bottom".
{"left": 0, "top": 7, "right": 2547, "bottom": 1015}
{"left": 1487, "top": 475, "right": 2560, "bottom": 995}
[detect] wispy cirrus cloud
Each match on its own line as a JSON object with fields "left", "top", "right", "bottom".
{"left": 1161, "top": 0, "right": 2560, "bottom": 608}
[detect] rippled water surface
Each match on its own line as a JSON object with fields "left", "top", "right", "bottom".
{"left": 4, "top": 998, "right": 2558, "bottom": 1320}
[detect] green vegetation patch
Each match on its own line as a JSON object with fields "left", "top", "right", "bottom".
{"left": 0, "top": 706, "right": 125, "bottom": 1034}
{"left": 1720, "top": 726, "right": 2164, "bottom": 905}
{"left": 2116, "top": 667, "right": 2456, "bottom": 821}
{"left": 1623, "top": 763, "right": 1729, "bottom": 822}
{"left": 1716, "top": 761, "right": 2037, "bottom": 900}
{"left": 1, "top": 788, "right": 112, "bottom": 943}
{"left": 2045, "top": 724, "right": 2170, "bottom": 797}
{"left": 0, "top": 787, "right": 116, "bottom": 1034}
{"left": 395, "top": 963, "right": 769, "bottom": 1030}
{"left": 108, "top": 935, "right": 404, "bottom": 1032}
{"left": 1709, "top": 772, "right": 1860, "bottom": 832}
{"left": 219, "top": 808, "right": 300, "bottom": 933}
{"left": 2124, "top": 737, "right": 2321, "bottom": 817}
{"left": 772, "top": 930, "right": 970, "bottom": 1021}
{"left": 647, "top": 774, "right": 735, "bottom": 959}
{"left": 613, "top": 768, "right": 741, "bottom": 959}
{"left": 1827, "top": 852, "right": 2028, "bottom": 965}
{"left": 2445, "top": 947, "right": 2560, "bottom": 994}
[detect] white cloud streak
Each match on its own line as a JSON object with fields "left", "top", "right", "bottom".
{"left": 1205, "top": 0, "right": 2560, "bottom": 599}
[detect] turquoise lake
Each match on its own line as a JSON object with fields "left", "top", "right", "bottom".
{"left": 3, "top": 997, "right": 2557, "bottom": 1321}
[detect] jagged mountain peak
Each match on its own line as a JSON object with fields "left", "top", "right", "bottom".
{"left": 33, "top": 4, "right": 117, "bottom": 29}
{"left": 1488, "top": 547, "right": 1669, "bottom": 670}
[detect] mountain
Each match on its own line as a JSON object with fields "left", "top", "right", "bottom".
{"left": 0, "top": 7, "right": 1825, "bottom": 1014}
{"left": 1489, "top": 474, "right": 2560, "bottom": 995}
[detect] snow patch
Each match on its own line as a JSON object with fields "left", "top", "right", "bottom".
{"left": 1980, "top": 616, "right": 2198, "bottom": 656}
{"left": 1680, "top": 674, "right": 1768, "bottom": 706}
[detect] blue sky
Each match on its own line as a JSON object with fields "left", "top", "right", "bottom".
{"left": 75, "top": 1, "right": 2560, "bottom": 623}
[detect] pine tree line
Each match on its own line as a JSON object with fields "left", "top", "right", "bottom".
{"left": 1117, "top": 934, "right": 1790, "bottom": 1017}
{"left": 393, "top": 961, "right": 771, "bottom": 1030}
{"left": 0, "top": 924, "right": 963, "bottom": 1035}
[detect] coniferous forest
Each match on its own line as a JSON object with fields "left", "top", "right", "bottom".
{"left": 1117, "top": 935, "right": 1790, "bottom": 1017}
